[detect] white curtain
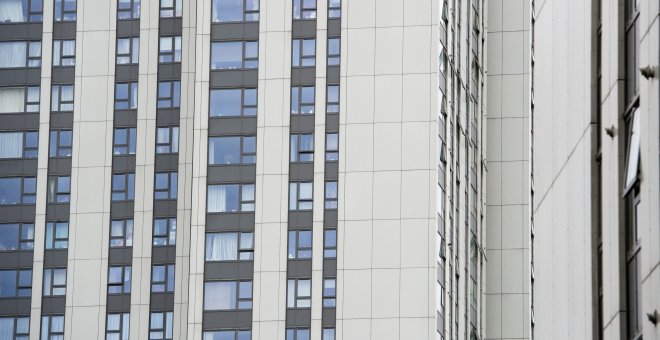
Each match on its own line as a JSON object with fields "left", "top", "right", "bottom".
{"left": 0, "top": 318, "right": 13, "bottom": 339}
{"left": 0, "top": 42, "right": 26, "bottom": 68}
{"left": 206, "top": 233, "right": 237, "bottom": 261}
{"left": 204, "top": 282, "right": 236, "bottom": 310}
{"left": 0, "top": 0, "right": 24, "bottom": 23}
{"left": 207, "top": 185, "right": 227, "bottom": 212}
{"left": 0, "top": 87, "right": 25, "bottom": 113}
{"left": 0, "top": 132, "right": 23, "bottom": 158}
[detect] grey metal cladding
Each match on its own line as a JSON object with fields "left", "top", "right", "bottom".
{"left": 289, "top": 163, "right": 314, "bottom": 182}
{"left": 321, "top": 308, "right": 336, "bottom": 326}
{"left": 153, "top": 200, "right": 178, "bottom": 218}
{"left": 0, "top": 23, "right": 42, "bottom": 40}
{"left": 0, "top": 252, "right": 33, "bottom": 268}
{"left": 151, "top": 247, "right": 176, "bottom": 265}
{"left": 0, "top": 69, "right": 41, "bottom": 87}
{"left": 324, "top": 162, "right": 338, "bottom": 180}
{"left": 210, "top": 70, "right": 258, "bottom": 88}
{"left": 45, "top": 204, "right": 70, "bottom": 222}
{"left": 203, "top": 311, "right": 253, "bottom": 329}
{"left": 208, "top": 117, "right": 257, "bottom": 136}
{"left": 211, "top": 23, "right": 259, "bottom": 40}
{"left": 0, "top": 298, "right": 31, "bottom": 316}
{"left": 326, "top": 66, "right": 340, "bottom": 84}
{"left": 112, "top": 156, "right": 136, "bottom": 173}
{"left": 323, "top": 210, "right": 338, "bottom": 227}
{"left": 155, "top": 154, "right": 179, "bottom": 172}
{"left": 113, "top": 111, "right": 138, "bottom": 126}
{"left": 115, "top": 65, "right": 139, "bottom": 82}
{"left": 110, "top": 202, "right": 135, "bottom": 220}
{"left": 0, "top": 114, "right": 39, "bottom": 131}
{"left": 52, "top": 22, "right": 76, "bottom": 39}
{"left": 322, "top": 259, "right": 337, "bottom": 276}
{"left": 106, "top": 294, "right": 131, "bottom": 313}
{"left": 204, "top": 262, "right": 254, "bottom": 281}
{"left": 292, "top": 20, "right": 317, "bottom": 38}
{"left": 207, "top": 165, "right": 256, "bottom": 184}
{"left": 290, "top": 116, "right": 315, "bottom": 134}
{"left": 291, "top": 68, "right": 316, "bottom": 86}
{"left": 108, "top": 248, "right": 133, "bottom": 266}
{"left": 149, "top": 293, "right": 174, "bottom": 311}
{"left": 116, "top": 20, "right": 140, "bottom": 37}
{"left": 47, "top": 158, "right": 72, "bottom": 176}
{"left": 44, "top": 250, "right": 68, "bottom": 267}
{"left": 156, "top": 109, "right": 180, "bottom": 126}
{"left": 49, "top": 112, "right": 74, "bottom": 129}
{"left": 285, "top": 309, "right": 312, "bottom": 327}
{"left": 0, "top": 159, "right": 38, "bottom": 177}
{"left": 51, "top": 67, "right": 75, "bottom": 84}
{"left": 157, "top": 64, "right": 182, "bottom": 81}
{"left": 286, "top": 260, "right": 312, "bottom": 278}
{"left": 287, "top": 212, "right": 313, "bottom": 228}
{"left": 206, "top": 213, "right": 255, "bottom": 232}
{"left": 159, "top": 18, "right": 183, "bottom": 36}
{"left": 327, "top": 19, "right": 341, "bottom": 36}
{"left": 41, "top": 297, "right": 66, "bottom": 314}
{"left": 0, "top": 206, "right": 37, "bottom": 223}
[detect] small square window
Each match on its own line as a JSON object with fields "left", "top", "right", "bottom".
{"left": 159, "top": 36, "right": 182, "bottom": 63}
{"left": 110, "top": 219, "right": 134, "bottom": 248}
{"left": 293, "top": 0, "right": 316, "bottom": 19}
{"left": 52, "top": 40, "right": 75, "bottom": 66}
{"left": 45, "top": 222, "right": 68, "bottom": 249}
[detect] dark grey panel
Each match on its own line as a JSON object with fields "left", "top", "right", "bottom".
{"left": 0, "top": 298, "right": 31, "bottom": 316}
{"left": 207, "top": 165, "right": 256, "bottom": 184}
{"left": 322, "top": 308, "right": 336, "bottom": 326}
{"left": 289, "top": 163, "right": 314, "bottom": 182}
{"left": 323, "top": 210, "right": 338, "bottom": 227}
{"left": 325, "top": 114, "right": 339, "bottom": 132}
{"left": 150, "top": 293, "right": 174, "bottom": 311}
{"left": 210, "top": 70, "right": 258, "bottom": 88}
{"left": 206, "top": 213, "right": 254, "bottom": 232}
{"left": 152, "top": 246, "right": 176, "bottom": 264}
{"left": 45, "top": 204, "right": 70, "bottom": 221}
{"left": 153, "top": 200, "right": 177, "bottom": 217}
{"left": 49, "top": 112, "right": 74, "bottom": 129}
{"left": 292, "top": 20, "right": 317, "bottom": 38}
{"left": 159, "top": 18, "right": 182, "bottom": 35}
{"left": 322, "top": 259, "right": 337, "bottom": 277}
{"left": 53, "top": 22, "right": 76, "bottom": 39}
{"left": 156, "top": 109, "right": 180, "bottom": 125}
{"left": 0, "top": 159, "right": 37, "bottom": 177}
{"left": 285, "top": 309, "right": 311, "bottom": 327}
{"left": 204, "top": 262, "right": 254, "bottom": 281}
{"left": 110, "top": 202, "right": 134, "bottom": 219}
{"left": 327, "top": 66, "right": 340, "bottom": 84}
{"left": 44, "top": 250, "right": 68, "bottom": 267}
{"left": 0, "top": 113, "right": 39, "bottom": 131}
{"left": 203, "top": 311, "right": 252, "bottom": 329}
{"left": 208, "top": 117, "right": 257, "bottom": 136}
{"left": 287, "top": 260, "right": 312, "bottom": 278}
{"left": 155, "top": 154, "right": 179, "bottom": 172}
{"left": 157, "top": 64, "right": 181, "bottom": 80}
{"left": 0, "top": 68, "right": 40, "bottom": 87}
{"left": 0, "top": 251, "right": 33, "bottom": 268}
{"left": 112, "top": 156, "right": 136, "bottom": 173}
{"left": 108, "top": 248, "right": 133, "bottom": 266}
{"left": 116, "top": 65, "right": 139, "bottom": 82}
{"left": 51, "top": 67, "right": 75, "bottom": 84}
{"left": 291, "top": 68, "right": 316, "bottom": 86}
{"left": 0, "top": 23, "right": 42, "bottom": 40}
{"left": 324, "top": 162, "right": 338, "bottom": 180}
{"left": 107, "top": 294, "right": 131, "bottom": 313}
{"left": 41, "top": 297, "right": 66, "bottom": 314}
{"left": 114, "top": 110, "right": 138, "bottom": 126}
{"left": 117, "top": 20, "right": 140, "bottom": 37}
{"left": 47, "top": 158, "right": 72, "bottom": 175}
{"left": 328, "top": 19, "right": 341, "bottom": 36}
{"left": 290, "top": 115, "right": 315, "bottom": 134}
{"left": 0, "top": 206, "right": 36, "bottom": 223}
{"left": 211, "top": 23, "right": 259, "bottom": 40}
{"left": 288, "top": 212, "right": 313, "bottom": 228}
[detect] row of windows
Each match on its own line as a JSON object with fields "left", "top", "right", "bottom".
{"left": 0, "top": 40, "right": 75, "bottom": 69}
{"left": 0, "top": 175, "right": 67, "bottom": 205}
{"left": 0, "top": 222, "right": 67, "bottom": 252}
{"left": 0, "top": 0, "right": 72, "bottom": 23}
{"left": 0, "top": 85, "right": 72, "bottom": 114}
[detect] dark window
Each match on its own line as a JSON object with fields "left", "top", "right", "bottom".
{"left": 153, "top": 218, "right": 176, "bottom": 246}
{"left": 0, "top": 269, "right": 32, "bottom": 297}
{"left": 212, "top": 0, "right": 259, "bottom": 22}
{"left": 108, "top": 266, "right": 131, "bottom": 294}
{"left": 328, "top": 0, "right": 340, "bottom": 18}
{"left": 0, "top": 41, "right": 41, "bottom": 68}
{"left": 151, "top": 264, "right": 174, "bottom": 293}
{"left": 52, "top": 40, "right": 75, "bottom": 66}
{"left": 113, "top": 127, "right": 137, "bottom": 155}
{"left": 0, "top": 86, "right": 40, "bottom": 113}
{"left": 110, "top": 219, "right": 134, "bottom": 248}
{"left": 154, "top": 172, "right": 178, "bottom": 200}
{"left": 209, "top": 88, "right": 257, "bottom": 117}
{"left": 157, "top": 81, "right": 180, "bottom": 108}
{"left": 40, "top": 315, "right": 64, "bottom": 340}
{"left": 322, "top": 278, "right": 336, "bottom": 307}
{"left": 289, "top": 182, "right": 312, "bottom": 211}
{"left": 54, "top": 0, "right": 76, "bottom": 21}
{"left": 211, "top": 41, "right": 258, "bottom": 70}
{"left": 292, "top": 39, "right": 315, "bottom": 67}
{"left": 0, "top": 0, "right": 43, "bottom": 22}
{"left": 0, "top": 316, "right": 30, "bottom": 339}
{"left": 117, "top": 37, "right": 140, "bottom": 64}
{"left": 205, "top": 232, "right": 254, "bottom": 261}
{"left": 118, "top": 0, "right": 140, "bottom": 19}
{"left": 49, "top": 130, "right": 72, "bottom": 158}
{"left": 286, "top": 279, "right": 310, "bottom": 308}
{"left": 149, "top": 311, "right": 172, "bottom": 340}
{"left": 207, "top": 184, "right": 255, "bottom": 213}
{"left": 159, "top": 0, "right": 182, "bottom": 18}
{"left": 204, "top": 280, "right": 252, "bottom": 310}
{"left": 115, "top": 82, "right": 138, "bottom": 110}
{"left": 0, "top": 177, "right": 36, "bottom": 205}
{"left": 326, "top": 85, "right": 339, "bottom": 113}
{"left": 323, "top": 229, "right": 336, "bottom": 258}
{"left": 0, "top": 223, "right": 34, "bottom": 252}
{"left": 106, "top": 313, "right": 130, "bottom": 340}
{"left": 324, "top": 181, "right": 337, "bottom": 209}
{"left": 325, "top": 133, "right": 338, "bottom": 161}
{"left": 156, "top": 126, "right": 179, "bottom": 154}
{"left": 291, "top": 86, "right": 315, "bottom": 115}
{"left": 159, "top": 36, "right": 181, "bottom": 63}
{"left": 208, "top": 136, "right": 256, "bottom": 165}
{"left": 287, "top": 230, "right": 311, "bottom": 259}
{"left": 290, "top": 134, "right": 314, "bottom": 162}
{"left": 47, "top": 176, "right": 70, "bottom": 203}
{"left": 327, "top": 37, "right": 340, "bottom": 66}
{"left": 293, "top": 0, "right": 316, "bottom": 20}
{"left": 0, "top": 131, "right": 38, "bottom": 159}
{"left": 43, "top": 268, "right": 66, "bottom": 296}
{"left": 45, "top": 222, "right": 68, "bottom": 249}
{"left": 111, "top": 173, "right": 135, "bottom": 201}
{"left": 51, "top": 84, "right": 74, "bottom": 112}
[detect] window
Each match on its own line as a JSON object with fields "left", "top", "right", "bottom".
{"left": 45, "top": 222, "right": 68, "bottom": 249}
{"left": 204, "top": 330, "right": 251, "bottom": 340}
{"left": 47, "top": 175, "right": 70, "bottom": 203}
{"left": 49, "top": 130, "right": 72, "bottom": 157}
{"left": 156, "top": 126, "right": 179, "bottom": 154}
{"left": 0, "top": 269, "right": 31, "bottom": 297}
{"left": 323, "top": 278, "right": 336, "bottom": 307}
{"left": 0, "top": 0, "right": 43, "bottom": 22}
{"left": 205, "top": 232, "right": 254, "bottom": 261}
{"left": 43, "top": 268, "right": 66, "bottom": 296}
{"left": 208, "top": 136, "right": 256, "bottom": 165}
{"left": 159, "top": 36, "right": 181, "bottom": 63}
{"left": 211, "top": 41, "right": 258, "bottom": 70}
{"left": 327, "top": 37, "right": 340, "bottom": 66}
{"left": 0, "top": 131, "right": 38, "bottom": 159}
{"left": 290, "top": 134, "right": 313, "bottom": 162}
{"left": 151, "top": 264, "right": 174, "bottom": 293}
{"left": 211, "top": 0, "right": 259, "bottom": 22}
{"left": 209, "top": 88, "right": 257, "bottom": 117}
{"left": 624, "top": 109, "right": 640, "bottom": 190}
{"left": 157, "top": 81, "right": 180, "bottom": 108}
{"left": 52, "top": 40, "right": 75, "bottom": 66}
{"left": 154, "top": 172, "right": 178, "bottom": 200}
{"left": 326, "top": 85, "right": 339, "bottom": 113}
{"left": 0, "top": 316, "right": 30, "bottom": 339}
{"left": 0, "top": 86, "right": 40, "bottom": 113}
{"left": 110, "top": 219, "right": 134, "bottom": 248}
{"left": 51, "top": 84, "right": 74, "bottom": 112}
{"left": 114, "top": 82, "right": 138, "bottom": 110}
{"left": 149, "top": 311, "right": 173, "bottom": 340}
{"left": 325, "top": 133, "right": 338, "bottom": 161}
{"left": 328, "top": 0, "right": 340, "bottom": 18}
{"left": 207, "top": 184, "right": 255, "bottom": 213}
{"left": 291, "top": 86, "right": 315, "bottom": 114}
{"left": 292, "top": 39, "right": 315, "bottom": 67}
{"left": 40, "top": 315, "right": 64, "bottom": 340}
{"left": 108, "top": 266, "right": 131, "bottom": 294}
{"left": 159, "top": 0, "right": 182, "bottom": 18}
{"left": 324, "top": 181, "right": 337, "bottom": 209}
{"left": 286, "top": 279, "right": 310, "bottom": 308}
{"left": 0, "top": 223, "right": 34, "bottom": 251}
{"left": 111, "top": 173, "right": 135, "bottom": 201}
{"left": 293, "top": 0, "right": 316, "bottom": 19}
{"left": 116, "top": 37, "right": 139, "bottom": 64}
{"left": 286, "top": 329, "right": 310, "bottom": 340}
{"left": 288, "top": 230, "right": 311, "bottom": 259}
{"left": 324, "top": 229, "right": 336, "bottom": 258}
{"left": 54, "top": 0, "right": 75, "bottom": 21}
{"left": 106, "top": 313, "right": 130, "bottom": 340}
{"left": 113, "top": 127, "right": 137, "bottom": 155}
{"left": 204, "top": 281, "right": 252, "bottom": 310}
{"left": 117, "top": 0, "right": 140, "bottom": 20}
{"left": 0, "top": 41, "right": 41, "bottom": 68}
{"left": 0, "top": 177, "right": 36, "bottom": 205}
{"left": 153, "top": 218, "right": 176, "bottom": 246}
{"left": 322, "top": 328, "right": 335, "bottom": 340}
{"left": 289, "top": 182, "right": 312, "bottom": 211}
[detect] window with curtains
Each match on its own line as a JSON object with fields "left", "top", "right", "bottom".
{"left": 113, "top": 127, "right": 136, "bottom": 155}
{"left": 0, "top": 177, "right": 36, "bottom": 205}
{"left": 208, "top": 136, "right": 256, "bottom": 165}
{"left": 323, "top": 278, "right": 336, "bottom": 307}
{"left": 0, "top": 223, "right": 34, "bottom": 251}
{"left": 327, "top": 0, "right": 340, "bottom": 18}
{"left": 116, "top": 37, "right": 139, "bottom": 64}
{"left": 209, "top": 88, "right": 257, "bottom": 117}
{"left": 49, "top": 130, "right": 72, "bottom": 158}
{"left": 322, "top": 328, "right": 335, "bottom": 340}
{"left": 287, "top": 230, "right": 311, "bottom": 259}
{"left": 117, "top": 0, "right": 140, "bottom": 20}
{"left": 0, "top": 86, "right": 40, "bottom": 113}
{"left": 286, "top": 329, "right": 310, "bottom": 340}
{"left": 326, "top": 85, "right": 339, "bottom": 114}
{"left": 154, "top": 172, "right": 177, "bottom": 200}
{"left": 204, "top": 281, "right": 252, "bottom": 310}
{"left": 114, "top": 82, "right": 138, "bottom": 110}
{"left": 153, "top": 218, "right": 176, "bottom": 246}
{"left": 0, "top": 131, "right": 38, "bottom": 159}
{"left": 0, "top": 316, "right": 30, "bottom": 339}
{"left": 45, "top": 222, "right": 68, "bottom": 249}
{"left": 290, "top": 134, "right": 313, "bottom": 162}
{"left": 43, "top": 268, "right": 66, "bottom": 296}
{"left": 0, "top": 0, "right": 43, "bottom": 23}
{"left": 156, "top": 126, "right": 179, "bottom": 154}
{"left": 293, "top": 0, "right": 315, "bottom": 19}
{"left": 52, "top": 40, "right": 75, "bottom": 66}
{"left": 51, "top": 84, "right": 74, "bottom": 112}
{"left": 40, "top": 315, "right": 64, "bottom": 340}
{"left": 324, "top": 229, "right": 336, "bottom": 258}
{"left": 203, "top": 330, "right": 251, "bottom": 340}
{"left": 107, "top": 266, "right": 131, "bottom": 294}
{"left": 0, "top": 269, "right": 31, "bottom": 297}
{"left": 159, "top": 0, "right": 181, "bottom": 18}
{"left": 291, "top": 86, "right": 315, "bottom": 114}
{"left": 157, "top": 81, "right": 180, "bottom": 108}
{"left": 0, "top": 41, "right": 41, "bottom": 68}
{"left": 207, "top": 183, "right": 255, "bottom": 213}
{"left": 54, "top": 0, "right": 75, "bottom": 21}
{"left": 211, "top": 41, "right": 258, "bottom": 70}
{"left": 110, "top": 219, "right": 133, "bottom": 248}
{"left": 325, "top": 133, "right": 338, "bottom": 161}
{"left": 211, "top": 0, "right": 259, "bottom": 22}
{"left": 286, "top": 279, "right": 310, "bottom": 308}
{"left": 149, "top": 311, "right": 173, "bottom": 340}
{"left": 159, "top": 36, "right": 181, "bottom": 63}
{"left": 106, "top": 313, "right": 130, "bottom": 340}
{"left": 151, "top": 264, "right": 174, "bottom": 293}
{"left": 111, "top": 173, "right": 135, "bottom": 201}
{"left": 47, "top": 175, "right": 70, "bottom": 203}
{"left": 205, "top": 232, "right": 254, "bottom": 261}
{"left": 292, "top": 38, "right": 315, "bottom": 67}
{"left": 289, "top": 182, "right": 312, "bottom": 211}
{"left": 324, "top": 181, "right": 337, "bottom": 209}
{"left": 327, "top": 37, "right": 340, "bottom": 66}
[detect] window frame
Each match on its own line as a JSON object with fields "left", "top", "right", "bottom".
{"left": 287, "top": 229, "right": 312, "bottom": 260}
{"left": 112, "top": 127, "right": 137, "bottom": 156}
{"left": 149, "top": 311, "right": 173, "bottom": 340}
{"left": 325, "top": 132, "right": 339, "bottom": 161}
{"left": 291, "top": 86, "right": 315, "bottom": 115}
{"left": 286, "top": 328, "right": 311, "bottom": 340}
{"left": 289, "top": 182, "right": 313, "bottom": 211}
{"left": 157, "top": 80, "right": 181, "bottom": 108}
{"left": 110, "top": 219, "right": 134, "bottom": 248}
{"left": 53, "top": 0, "right": 76, "bottom": 21}
{"left": 0, "top": 0, "right": 43, "bottom": 23}
{"left": 327, "top": 0, "right": 340, "bottom": 18}
{"left": 323, "top": 229, "right": 337, "bottom": 259}
{"left": 208, "top": 135, "right": 256, "bottom": 165}
{"left": 47, "top": 175, "right": 70, "bottom": 203}
{"left": 0, "top": 269, "right": 32, "bottom": 297}
{"left": 0, "top": 86, "right": 40, "bottom": 113}
{"left": 209, "top": 88, "right": 257, "bottom": 117}
{"left": 154, "top": 172, "right": 178, "bottom": 200}
{"left": 106, "top": 312, "right": 130, "bottom": 340}
{"left": 0, "top": 177, "right": 36, "bottom": 205}
{"left": 326, "top": 84, "right": 339, "bottom": 114}
{"left": 206, "top": 183, "right": 255, "bottom": 213}
{"left": 0, "top": 223, "right": 34, "bottom": 251}
{"left": 117, "top": 0, "right": 140, "bottom": 20}
{"left": 45, "top": 221, "right": 68, "bottom": 250}
{"left": 52, "top": 39, "right": 75, "bottom": 67}
{"left": 292, "top": 38, "right": 316, "bottom": 67}
{"left": 203, "top": 280, "right": 253, "bottom": 311}
{"left": 51, "top": 84, "right": 74, "bottom": 112}
{"left": 158, "top": 36, "right": 182, "bottom": 63}
{"left": 0, "top": 316, "right": 30, "bottom": 339}
{"left": 49, "top": 130, "right": 73, "bottom": 158}
{"left": 322, "top": 278, "right": 336, "bottom": 308}
{"left": 111, "top": 173, "right": 135, "bottom": 202}
{"left": 159, "top": 0, "right": 182, "bottom": 18}
{"left": 327, "top": 37, "right": 340, "bottom": 66}
{"left": 116, "top": 37, "right": 140, "bottom": 64}
{"left": 205, "top": 232, "right": 254, "bottom": 261}
{"left": 40, "top": 315, "right": 65, "bottom": 340}
{"left": 293, "top": 0, "right": 316, "bottom": 20}
{"left": 324, "top": 181, "right": 337, "bottom": 210}
{"left": 290, "top": 134, "right": 314, "bottom": 163}
{"left": 153, "top": 218, "right": 177, "bottom": 246}
{"left": 0, "top": 131, "right": 38, "bottom": 159}
{"left": 211, "top": 0, "right": 259, "bottom": 23}
{"left": 203, "top": 330, "right": 252, "bottom": 340}
{"left": 114, "top": 82, "right": 138, "bottom": 110}
{"left": 151, "top": 264, "right": 175, "bottom": 293}
{"left": 107, "top": 265, "right": 132, "bottom": 294}
{"left": 210, "top": 40, "right": 258, "bottom": 70}
{"left": 286, "top": 278, "right": 311, "bottom": 308}
{"left": 42, "top": 267, "right": 67, "bottom": 296}
{"left": 156, "top": 126, "right": 179, "bottom": 154}
{"left": 0, "top": 41, "right": 41, "bottom": 68}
